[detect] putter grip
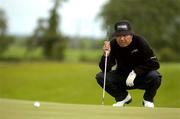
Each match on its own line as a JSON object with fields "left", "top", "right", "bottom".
{"left": 105, "top": 51, "right": 108, "bottom": 57}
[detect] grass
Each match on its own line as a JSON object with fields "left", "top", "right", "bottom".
{"left": 1, "top": 45, "right": 102, "bottom": 62}
{"left": 157, "top": 63, "right": 180, "bottom": 107}
{"left": 0, "top": 62, "right": 101, "bottom": 104}
{"left": 0, "top": 98, "right": 179, "bottom": 119}
{"left": 64, "top": 48, "right": 102, "bottom": 62}
{"left": 0, "top": 62, "right": 180, "bottom": 108}
{"left": 1, "top": 46, "right": 43, "bottom": 59}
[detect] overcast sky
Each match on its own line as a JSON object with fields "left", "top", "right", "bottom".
{"left": 0, "top": 0, "right": 108, "bottom": 38}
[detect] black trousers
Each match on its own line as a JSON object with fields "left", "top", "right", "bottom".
{"left": 96, "top": 70, "right": 162, "bottom": 102}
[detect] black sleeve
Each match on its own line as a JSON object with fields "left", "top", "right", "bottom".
{"left": 99, "top": 41, "right": 116, "bottom": 72}
{"left": 134, "top": 38, "right": 160, "bottom": 75}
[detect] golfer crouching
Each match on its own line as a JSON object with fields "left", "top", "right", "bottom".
{"left": 96, "top": 20, "right": 162, "bottom": 108}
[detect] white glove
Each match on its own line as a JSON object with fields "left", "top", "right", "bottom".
{"left": 126, "top": 70, "right": 136, "bottom": 87}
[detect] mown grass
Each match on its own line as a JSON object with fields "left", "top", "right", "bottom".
{"left": 0, "top": 62, "right": 101, "bottom": 104}
{"left": 1, "top": 45, "right": 102, "bottom": 62}
{"left": 157, "top": 63, "right": 180, "bottom": 107}
{"left": 0, "top": 98, "right": 180, "bottom": 119}
{"left": 0, "top": 62, "right": 180, "bottom": 108}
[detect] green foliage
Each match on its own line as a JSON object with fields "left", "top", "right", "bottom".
{"left": 1, "top": 43, "right": 102, "bottom": 62}
{"left": 28, "top": 0, "right": 67, "bottom": 60}
{"left": 0, "top": 8, "right": 7, "bottom": 35}
{"left": 0, "top": 36, "right": 14, "bottom": 55}
{"left": 0, "top": 8, "right": 14, "bottom": 55}
{"left": 51, "top": 37, "right": 67, "bottom": 60}
{"left": 0, "top": 62, "right": 179, "bottom": 107}
{"left": 99, "top": 0, "right": 180, "bottom": 61}
{"left": 158, "top": 47, "right": 180, "bottom": 62}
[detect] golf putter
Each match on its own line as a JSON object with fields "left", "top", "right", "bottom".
{"left": 102, "top": 26, "right": 111, "bottom": 105}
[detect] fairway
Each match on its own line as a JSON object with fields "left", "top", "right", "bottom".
{"left": 0, "top": 62, "right": 180, "bottom": 107}
{"left": 0, "top": 98, "right": 179, "bottom": 119}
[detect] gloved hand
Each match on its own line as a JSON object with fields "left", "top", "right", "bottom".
{"left": 126, "top": 70, "right": 136, "bottom": 87}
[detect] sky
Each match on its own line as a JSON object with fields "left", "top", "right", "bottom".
{"left": 0, "top": 0, "right": 108, "bottom": 38}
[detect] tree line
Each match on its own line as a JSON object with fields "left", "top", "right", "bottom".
{"left": 0, "top": 0, "right": 67, "bottom": 61}
{"left": 99, "top": 0, "right": 180, "bottom": 61}
{"left": 0, "top": 0, "right": 180, "bottom": 62}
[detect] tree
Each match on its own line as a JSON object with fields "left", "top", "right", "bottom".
{"left": 0, "top": 8, "right": 13, "bottom": 56}
{"left": 0, "top": 8, "right": 7, "bottom": 36}
{"left": 99, "top": 0, "right": 180, "bottom": 61}
{"left": 29, "top": 0, "right": 67, "bottom": 60}
{"left": 43, "top": 0, "right": 62, "bottom": 59}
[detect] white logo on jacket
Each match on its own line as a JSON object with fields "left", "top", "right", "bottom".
{"left": 131, "top": 49, "right": 138, "bottom": 54}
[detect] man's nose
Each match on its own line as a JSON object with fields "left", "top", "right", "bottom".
{"left": 120, "top": 37, "right": 125, "bottom": 40}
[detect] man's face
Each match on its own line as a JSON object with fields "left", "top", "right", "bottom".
{"left": 116, "top": 35, "right": 133, "bottom": 47}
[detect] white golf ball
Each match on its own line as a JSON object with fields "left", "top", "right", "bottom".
{"left": 34, "top": 101, "right": 40, "bottom": 107}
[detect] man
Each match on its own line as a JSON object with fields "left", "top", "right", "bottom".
{"left": 96, "top": 20, "right": 162, "bottom": 108}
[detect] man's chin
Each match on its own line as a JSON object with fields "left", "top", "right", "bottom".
{"left": 119, "top": 44, "right": 128, "bottom": 47}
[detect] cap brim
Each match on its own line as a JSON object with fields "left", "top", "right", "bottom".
{"left": 113, "top": 31, "right": 133, "bottom": 36}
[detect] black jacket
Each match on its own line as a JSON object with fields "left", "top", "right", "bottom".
{"left": 99, "top": 35, "right": 160, "bottom": 76}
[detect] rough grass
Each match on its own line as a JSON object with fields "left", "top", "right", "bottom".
{"left": 0, "top": 98, "right": 179, "bottom": 119}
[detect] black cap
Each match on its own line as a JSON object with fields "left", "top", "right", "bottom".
{"left": 113, "top": 20, "right": 133, "bottom": 36}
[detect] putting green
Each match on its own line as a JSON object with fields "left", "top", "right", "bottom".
{"left": 0, "top": 98, "right": 179, "bottom": 119}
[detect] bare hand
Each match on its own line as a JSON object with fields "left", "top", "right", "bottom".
{"left": 103, "top": 41, "right": 111, "bottom": 56}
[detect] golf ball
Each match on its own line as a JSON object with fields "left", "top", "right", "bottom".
{"left": 34, "top": 101, "right": 40, "bottom": 107}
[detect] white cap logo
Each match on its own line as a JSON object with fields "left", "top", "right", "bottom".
{"left": 117, "top": 24, "right": 128, "bottom": 30}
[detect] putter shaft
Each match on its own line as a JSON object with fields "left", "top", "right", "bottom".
{"left": 102, "top": 51, "right": 108, "bottom": 105}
